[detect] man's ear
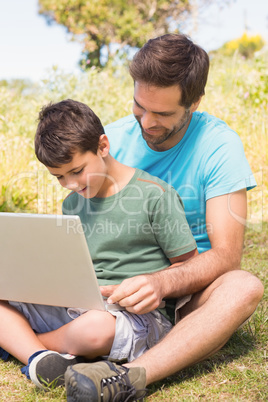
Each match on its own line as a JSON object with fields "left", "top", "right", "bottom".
{"left": 98, "top": 134, "right": 110, "bottom": 157}
{"left": 191, "top": 97, "right": 202, "bottom": 113}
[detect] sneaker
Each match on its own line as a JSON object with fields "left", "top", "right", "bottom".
{"left": 0, "top": 347, "right": 9, "bottom": 361}
{"left": 29, "top": 350, "right": 87, "bottom": 389}
{"left": 65, "top": 360, "right": 147, "bottom": 402}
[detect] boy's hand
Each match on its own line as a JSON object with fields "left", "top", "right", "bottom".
{"left": 100, "top": 273, "right": 164, "bottom": 315}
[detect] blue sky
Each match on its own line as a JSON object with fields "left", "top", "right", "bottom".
{"left": 0, "top": 0, "right": 267, "bottom": 81}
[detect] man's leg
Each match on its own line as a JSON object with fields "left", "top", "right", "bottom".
{"left": 125, "top": 270, "right": 264, "bottom": 385}
{"left": 64, "top": 270, "right": 263, "bottom": 401}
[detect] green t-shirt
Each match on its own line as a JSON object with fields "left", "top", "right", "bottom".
{"left": 63, "top": 168, "right": 196, "bottom": 322}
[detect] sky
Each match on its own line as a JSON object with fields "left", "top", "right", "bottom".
{"left": 0, "top": 0, "right": 267, "bottom": 82}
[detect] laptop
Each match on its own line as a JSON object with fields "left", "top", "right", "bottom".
{"left": 0, "top": 212, "right": 106, "bottom": 311}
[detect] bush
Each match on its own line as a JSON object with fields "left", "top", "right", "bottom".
{"left": 219, "top": 32, "right": 265, "bottom": 58}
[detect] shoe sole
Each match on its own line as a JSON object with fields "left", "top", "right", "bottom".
{"left": 65, "top": 366, "right": 99, "bottom": 402}
{"left": 29, "top": 352, "right": 86, "bottom": 389}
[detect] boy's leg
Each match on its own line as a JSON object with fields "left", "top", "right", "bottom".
{"left": 37, "top": 310, "right": 116, "bottom": 359}
{"left": 0, "top": 300, "right": 46, "bottom": 364}
{"left": 29, "top": 310, "right": 116, "bottom": 389}
{"left": 0, "top": 300, "right": 91, "bottom": 389}
{"left": 0, "top": 301, "right": 117, "bottom": 389}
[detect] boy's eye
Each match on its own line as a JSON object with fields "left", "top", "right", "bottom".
{"left": 73, "top": 168, "right": 84, "bottom": 175}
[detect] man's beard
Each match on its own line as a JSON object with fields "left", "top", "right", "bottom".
{"left": 138, "top": 108, "right": 191, "bottom": 148}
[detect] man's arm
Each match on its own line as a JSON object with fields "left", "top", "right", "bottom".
{"left": 101, "top": 189, "right": 247, "bottom": 314}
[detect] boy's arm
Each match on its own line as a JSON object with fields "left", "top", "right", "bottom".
{"left": 101, "top": 189, "right": 247, "bottom": 314}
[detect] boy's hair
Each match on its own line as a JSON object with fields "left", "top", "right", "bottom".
{"left": 35, "top": 99, "right": 104, "bottom": 167}
{"left": 129, "top": 33, "right": 209, "bottom": 108}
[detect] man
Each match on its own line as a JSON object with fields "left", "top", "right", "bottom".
{"left": 64, "top": 34, "right": 264, "bottom": 401}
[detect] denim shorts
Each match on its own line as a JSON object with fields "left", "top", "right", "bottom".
{"left": 8, "top": 301, "right": 172, "bottom": 362}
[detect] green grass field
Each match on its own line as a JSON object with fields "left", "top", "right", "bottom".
{"left": 0, "top": 223, "right": 267, "bottom": 401}
{"left": 0, "top": 51, "right": 267, "bottom": 400}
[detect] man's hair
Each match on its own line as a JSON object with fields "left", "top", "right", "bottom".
{"left": 35, "top": 99, "right": 104, "bottom": 167}
{"left": 129, "top": 33, "right": 209, "bottom": 108}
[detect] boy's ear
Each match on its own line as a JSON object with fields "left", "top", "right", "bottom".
{"left": 98, "top": 134, "right": 110, "bottom": 157}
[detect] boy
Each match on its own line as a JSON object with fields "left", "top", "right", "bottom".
{"left": 0, "top": 99, "right": 197, "bottom": 390}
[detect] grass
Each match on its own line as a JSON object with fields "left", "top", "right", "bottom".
{"left": 0, "top": 223, "right": 267, "bottom": 401}
{"left": 0, "top": 51, "right": 267, "bottom": 400}
{"left": 145, "top": 223, "right": 268, "bottom": 401}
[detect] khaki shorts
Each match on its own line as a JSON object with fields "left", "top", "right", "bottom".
{"left": 107, "top": 308, "right": 172, "bottom": 362}
{"left": 68, "top": 304, "right": 173, "bottom": 362}
{"left": 9, "top": 301, "right": 172, "bottom": 363}
{"left": 175, "top": 295, "right": 192, "bottom": 324}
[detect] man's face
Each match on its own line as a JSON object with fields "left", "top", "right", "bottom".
{"left": 133, "top": 82, "right": 194, "bottom": 151}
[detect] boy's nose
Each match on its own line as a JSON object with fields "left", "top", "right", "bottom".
{"left": 65, "top": 179, "right": 79, "bottom": 191}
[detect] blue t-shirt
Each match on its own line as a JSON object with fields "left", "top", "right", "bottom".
{"left": 105, "top": 111, "right": 256, "bottom": 253}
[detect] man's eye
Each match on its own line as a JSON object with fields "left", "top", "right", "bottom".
{"left": 134, "top": 100, "right": 144, "bottom": 110}
{"left": 158, "top": 113, "right": 173, "bottom": 117}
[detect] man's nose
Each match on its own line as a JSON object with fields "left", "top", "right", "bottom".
{"left": 140, "top": 111, "right": 157, "bottom": 129}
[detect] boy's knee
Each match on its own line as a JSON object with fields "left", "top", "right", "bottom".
{"left": 72, "top": 310, "right": 115, "bottom": 347}
{"left": 63, "top": 310, "right": 115, "bottom": 357}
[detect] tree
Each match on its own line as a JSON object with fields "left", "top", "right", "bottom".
{"left": 38, "top": 0, "right": 223, "bottom": 68}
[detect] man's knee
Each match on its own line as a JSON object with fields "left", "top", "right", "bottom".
{"left": 213, "top": 270, "right": 264, "bottom": 313}
{"left": 237, "top": 270, "right": 264, "bottom": 307}
{"left": 180, "top": 270, "right": 264, "bottom": 319}
{"left": 216, "top": 271, "right": 264, "bottom": 321}
{"left": 226, "top": 270, "right": 264, "bottom": 329}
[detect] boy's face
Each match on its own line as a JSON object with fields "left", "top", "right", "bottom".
{"left": 47, "top": 150, "right": 110, "bottom": 198}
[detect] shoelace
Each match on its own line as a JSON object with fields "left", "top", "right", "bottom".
{"left": 100, "top": 367, "right": 146, "bottom": 402}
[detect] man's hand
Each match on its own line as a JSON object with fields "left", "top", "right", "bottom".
{"left": 100, "top": 250, "right": 198, "bottom": 314}
{"left": 100, "top": 273, "right": 164, "bottom": 315}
